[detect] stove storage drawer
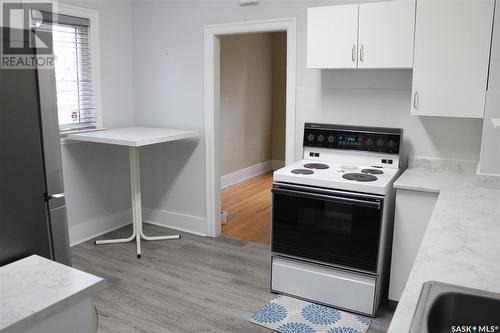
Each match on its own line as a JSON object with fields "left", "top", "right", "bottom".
{"left": 271, "top": 256, "right": 376, "bottom": 316}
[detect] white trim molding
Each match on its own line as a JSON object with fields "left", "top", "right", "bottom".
{"left": 69, "top": 208, "right": 132, "bottom": 246}
{"left": 221, "top": 160, "right": 284, "bottom": 189}
{"left": 69, "top": 207, "right": 207, "bottom": 246}
{"left": 221, "top": 160, "right": 274, "bottom": 189}
{"left": 204, "top": 17, "right": 297, "bottom": 237}
{"left": 143, "top": 208, "right": 207, "bottom": 236}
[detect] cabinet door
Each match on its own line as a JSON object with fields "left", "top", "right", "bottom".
{"left": 358, "top": 0, "right": 415, "bottom": 69}
{"left": 389, "top": 190, "right": 438, "bottom": 302}
{"left": 307, "top": 4, "right": 359, "bottom": 69}
{"left": 411, "top": 0, "right": 494, "bottom": 118}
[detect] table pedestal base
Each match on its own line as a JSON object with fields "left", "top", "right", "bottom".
{"left": 94, "top": 147, "right": 180, "bottom": 258}
{"left": 95, "top": 230, "right": 180, "bottom": 258}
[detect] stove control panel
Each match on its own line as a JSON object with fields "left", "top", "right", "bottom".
{"left": 303, "top": 123, "right": 402, "bottom": 154}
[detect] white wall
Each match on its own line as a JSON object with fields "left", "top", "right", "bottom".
{"left": 59, "top": 0, "right": 135, "bottom": 245}
{"left": 220, "top": 33, "right": 273, "bottom": 176}
{"left": 131, "top": 0, "right": 484, "bottom": 235}
{"left": 479, "top": 2, "right": 500, "bottom": 176}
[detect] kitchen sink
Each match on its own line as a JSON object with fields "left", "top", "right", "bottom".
{"left": 410, "top": 281, "right": 500, "bottom": 333}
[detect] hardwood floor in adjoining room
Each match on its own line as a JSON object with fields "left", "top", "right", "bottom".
{"left": 221, "top": 172, "right": 273, "bottom": 245}
{"left": 71, "top": 224, "right": 394, "bottom": 333}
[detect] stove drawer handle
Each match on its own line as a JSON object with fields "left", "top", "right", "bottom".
{"left": 272, "top": 188, "right": 381, "bottom": 210}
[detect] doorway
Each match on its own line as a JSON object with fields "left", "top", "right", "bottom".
{"left": 204, "top": 18, "right": 297, "bottom": 238}
{"left": 218, "top": 32, "right": 286, "bottom": 244}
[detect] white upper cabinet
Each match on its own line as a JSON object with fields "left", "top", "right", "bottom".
{"left": 358, "top": 0, "right": 415, "bottom": 69}
{"left": 411, "top": 0, "right": 495, "bottom": 118}
{"left": 307, "top": 1, "right": 415, "bottom": 69}
{"left": 307, "top": 4, "right": 359, "bottom": 69}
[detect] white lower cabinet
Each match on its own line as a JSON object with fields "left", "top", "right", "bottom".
{"left": 22, "top": 297, "right": 98, "bottom": 333}
{"left": 388, "top": 189, "right": 438, "bottom": 301}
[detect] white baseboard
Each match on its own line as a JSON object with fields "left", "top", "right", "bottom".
{"left": 69, "top": 209, "right": 132, "bottom": 247}
{"left": 143, "top": 208, "right": 207, "bottom": 236}
{"left": 221, "top": 161, "right": 271, "bottom": 189}
{"left": 221, "top": 160, "right": 283, "bottom": 189}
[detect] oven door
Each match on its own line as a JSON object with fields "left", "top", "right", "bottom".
{"left": 271, "top": 183, "right": 384, "bottom": 273}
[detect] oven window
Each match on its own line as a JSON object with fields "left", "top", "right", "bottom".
{"left": 271, "top": 189, "right": 382, "bottom": 272}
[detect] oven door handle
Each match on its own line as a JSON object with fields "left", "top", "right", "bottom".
{"left": 272, "top": 188, "right": 382, "bottom": 210}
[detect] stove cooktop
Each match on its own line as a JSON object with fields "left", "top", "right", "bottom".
{"left": 273, "top": 160, "right": 400, "bottom": 195}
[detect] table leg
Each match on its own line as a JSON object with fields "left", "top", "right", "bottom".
{"left": 95, "top": 146, "right": 180, "bottom": 258}
{"left": 135, "top": 148, "right": 181, "bottom": 243}
{"left": 94, "top": 227, "right": 136, "bottom": 244}
{"left": 94, "top": 148, "right": 140, "bottom": 248}
{"left": 130, "top": 147, "right": 142, "bottom": 258}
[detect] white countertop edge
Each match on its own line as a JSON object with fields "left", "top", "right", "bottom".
{"left": 66, "top": 128, "right": 199, "bottom": 147}
{"left": 131, "top": 131, "right": 199, "bottom": 147}
{"left": 392, "top": 182, "right": 441, "bottom": 193}
{"left": 2, "top": 279, "right": 105, "bottom": 333}
{"left": 0, "top": 255, "right": 105, "bottom": 332}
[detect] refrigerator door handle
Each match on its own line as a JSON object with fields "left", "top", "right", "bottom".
{"left": 45, "top": 193, "right": 65, "bottom": 200}
{"left": 45, "top": 193, "right": 66, "bottom": 210}
{"left": 36, "top": 61, "right": 65, "bottom": 197}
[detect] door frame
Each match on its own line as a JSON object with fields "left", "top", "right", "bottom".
{"left": 204, "top": 17, "right": 297, "bottom": 237}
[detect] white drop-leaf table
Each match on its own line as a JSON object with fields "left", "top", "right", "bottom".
{"left": 67, "top": 127, "right": 198, "bottom": 258}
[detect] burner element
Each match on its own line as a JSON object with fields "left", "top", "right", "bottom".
{"left": 342, "top": 173, "right": 377, "bottom": 182}
{"left": 361, "top": 168, "right": 384, "bottom": 175}
{"left": 303, "top": 163, "right": 330, "bottom": 170}
{"left": 291, "top": 169, "right": 314, "bottom": 175}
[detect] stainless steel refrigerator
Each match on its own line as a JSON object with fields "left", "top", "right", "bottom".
{"left": 0, "top": 28, "right": 71, "bottom": 266}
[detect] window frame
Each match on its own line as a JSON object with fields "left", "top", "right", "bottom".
{"left": 52, "top": 3, "right": 103, "bottom": 136}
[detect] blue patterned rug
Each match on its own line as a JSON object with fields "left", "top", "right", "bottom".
{"left": 250, "top": 295, "right": 372, "bottom": 333}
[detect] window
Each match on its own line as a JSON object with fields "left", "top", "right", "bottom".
{"left": 40, "top": 9, "right": 100, "bottom": 133}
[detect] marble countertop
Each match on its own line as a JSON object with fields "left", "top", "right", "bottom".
{"left": 388, "top": 161, "right": 500, "bottom": 332}
{"left": 0, "top": 255, "right": 104, "bottom": 332}
{"left": 393, "top": 158, "right": 477, "bottom": 193}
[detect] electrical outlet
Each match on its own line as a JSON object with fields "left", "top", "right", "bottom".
{"left": 220, "top": 211, "right": 229, "bottom": 224}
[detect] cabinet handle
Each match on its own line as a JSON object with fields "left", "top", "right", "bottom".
{"left": 413, "top": 92, "right": 419, "bottom": 109}
{"left": 352, "top": 45, "right": 356, "bottom": 63}
{"left": 360, "top": 44, "right": 364, "bottom": 62}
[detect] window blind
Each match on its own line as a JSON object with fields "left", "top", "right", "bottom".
{"left": 40, "top": 13, "right": 96, "bottom": 132}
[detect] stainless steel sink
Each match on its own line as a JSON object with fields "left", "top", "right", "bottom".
{"left": 410, "top": 281, "right": 500, "bottom": 333}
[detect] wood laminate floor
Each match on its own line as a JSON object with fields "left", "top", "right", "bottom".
{"left": 72, "top": 224, "right": 393, "bottom": 333}
{"left": 221, "top": 172, "right": 273, "bottom": 245}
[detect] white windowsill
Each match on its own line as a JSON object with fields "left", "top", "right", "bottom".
{"left": 60, "top": 127, "right": 106, "bottom": 145}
